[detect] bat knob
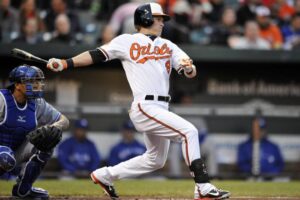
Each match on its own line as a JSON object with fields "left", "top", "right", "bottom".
{"left": 53, "top": 62, "right": 59, "bottom": 69}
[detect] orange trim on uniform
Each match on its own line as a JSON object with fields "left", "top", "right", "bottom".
{"left": 137, "top": 103, "right": 190, "bottom": 165}
{"left": 90, "top": 173, "right": 109, "bottom": 194}
{"left": 136, "top": 55, "right": 171, "bottom": 64}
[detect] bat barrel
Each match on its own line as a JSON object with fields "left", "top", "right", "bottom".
{"left": 11, "top": 48, "right": 48, "bottom": 64}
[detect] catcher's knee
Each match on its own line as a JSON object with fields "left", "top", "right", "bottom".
{"left": 0, "top": 146, "right": 16, "bottom": 172}
{"left": 31, "top": 151, "right": 52, "bottom": 166}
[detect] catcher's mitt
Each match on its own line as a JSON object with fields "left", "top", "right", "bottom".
{"left": 27, "top": 125, "right": 62, "bottom": 152}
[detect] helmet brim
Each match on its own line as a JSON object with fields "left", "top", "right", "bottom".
{"left": 152, "top": 13, "right": 170, "bottom": 22}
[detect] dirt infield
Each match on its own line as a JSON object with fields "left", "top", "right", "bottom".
{"left": 1, "top": 197, "right": 300, "bottom": 200}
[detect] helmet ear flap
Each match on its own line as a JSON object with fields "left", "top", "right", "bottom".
{"left": 134, "top": 3, "right": 170, "bottom": 28}
{"left": 134, "top": 4, "right": 154, "bottom": 28}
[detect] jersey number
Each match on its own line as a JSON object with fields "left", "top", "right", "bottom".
{"left": 165, "top": 60, "right": 171, "bottom": 74}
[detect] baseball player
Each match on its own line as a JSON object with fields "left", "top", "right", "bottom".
{"left": 47, "top": 2, "right": 230, "bottom": 199}
{"left": 0, "top": 65, "right": 69, "bottom": 199}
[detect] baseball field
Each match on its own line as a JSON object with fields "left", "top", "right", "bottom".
{"left": 0, "top": 179, "right": 300, "bottom": 200}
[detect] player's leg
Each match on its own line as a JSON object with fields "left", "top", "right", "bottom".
{"left": 12, "top": 141, "right": 50, "bottom": 199}
{"left": 107, "top": 133, "right": 170, "bottom": 179}
{"left": 133, "top": 103, "right": 200, "bottom": 165}
{"left": 0, "top": 145, "right": 16, "bottom": 176}
{"left": 91, "top": 134, "right": 170, "bottom": 199}
{"left": 133, "top": 103, "right": 230, "bottom": 199}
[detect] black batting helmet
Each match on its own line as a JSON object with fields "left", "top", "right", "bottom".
{"left": 134, "top": 2, "right": 170, "bottom": 28}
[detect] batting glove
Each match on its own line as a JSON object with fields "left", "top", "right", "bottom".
{"left": 180, "top": 58, "right": 193, "bottom": 73}
{"left": 178, "top": 58, "right": 193, "bottom": 74}
{"left": 47, "top": 58, "right": 67, "bottom": 72}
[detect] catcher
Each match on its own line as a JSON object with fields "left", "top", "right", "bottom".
{"left": 0, "top": 65, "right": 69, "bottom": 199}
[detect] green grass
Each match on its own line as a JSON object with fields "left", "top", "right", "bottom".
{"left": 0, "top": 180, "right": 300, "bottom": 198}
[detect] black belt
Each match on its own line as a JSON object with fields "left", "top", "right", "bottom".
{"left": 145, "top": 95, "right": 170, "bottom": 102}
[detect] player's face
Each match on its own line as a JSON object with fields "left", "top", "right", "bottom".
{"left": 149, "top": 16, "right": 164, "bottom": 36}
{"left": 30, "top": 80, "right": 44, "bottom": 92}
{"left": 14, "top": 83, "right": 27, "bottom": 101}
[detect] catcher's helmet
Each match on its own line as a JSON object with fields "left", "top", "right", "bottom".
{"left": 9, "top": 65, "right": 45, "bottom": 98}
{"left": 134, "top": 2, "right": 170, "bottom": 28}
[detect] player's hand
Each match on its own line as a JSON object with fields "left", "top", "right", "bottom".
{"left": 179, "top": 58, "right": 193, "bottom": 73}
{"left": 47, "top": 58, "right": 67, "bottom": 72}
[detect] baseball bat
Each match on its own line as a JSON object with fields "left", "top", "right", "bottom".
{"left": 11, "top": 48, "right": 48, "bottom": 64}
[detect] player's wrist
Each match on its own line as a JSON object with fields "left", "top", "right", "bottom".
{"left": 65, "top": 58, "right": 74, "bottom": 69}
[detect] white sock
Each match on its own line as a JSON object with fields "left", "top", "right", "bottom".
{"left": 196, "top": 183, "right": 216, "bottom": 195}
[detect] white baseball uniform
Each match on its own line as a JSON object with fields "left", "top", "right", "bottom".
{"left": 97, "top": 33, "right": 200, "bottom": 180}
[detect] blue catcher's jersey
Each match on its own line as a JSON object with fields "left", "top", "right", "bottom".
{"left": 0, "top": 89, "right": 37, "bottom": 150}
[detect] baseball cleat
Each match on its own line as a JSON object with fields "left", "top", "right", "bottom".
{"left": 90, "top": 172, "right": 119, "bottom": 200}
{"left": 195, "top": 189, "right": 230, "bottom": 199}
{"left": 194, "top": 183, "right": 230, "bottom": 200}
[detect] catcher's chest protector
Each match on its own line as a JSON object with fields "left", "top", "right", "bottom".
{"left": 0, "top": 89, "right": 37, "bottom": 150}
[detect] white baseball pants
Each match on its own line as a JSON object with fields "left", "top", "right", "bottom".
{"left": 107, "top": 101, "right": 200, "bottom": 180}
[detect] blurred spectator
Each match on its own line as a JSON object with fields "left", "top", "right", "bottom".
{"left": 96, "top": 0, "right": 129, "bottom": 21}
{"left": 209, "top": 7, "right": 241, "bottom": 46}
{"left": 229, "top": 20, "right": 271, "bottom": 49}
{"left": 281, "top": 13, "right": 300, "bottom": 50}
{"left": 162, "top": 0, "right": 191, "bottom": 43}
{"left": 50, "top": 14, "right": 77, "bottom": 45}
{"left": 58, "top": 119, "right": 101, "bottom": 177}
{"left": 295, "top": 0, "right": 300, "bottom": 13}
{"left": 13, "top": 17, "right": 44, "bottom": 44}
{"left": 107, "top": 120, "right": 146, "bottom": 166}
{"left": 100, "top": 0, "right": 144, "bottom": 44}
{"left": 67, "top": 0, "right": 94, "bottom": 10}
{"left": 157, "top": 0, "right": 177, "bottom": 16}
{"left": 272, "top": 0, "right": 295, "bottom": 26}
{"left": 19, "top": 0, "right": 45, "bottom": 33}
{"left": 43, "top": 0, "right": 81, "bottom": 34}
{"left": 0, "top": 0, "right": 19, "bottom": 42}
{"left": 236, "top": 0, "right": 261, "bottom": 26}
{"left": 255, "top": 6, "right": 283, "bottom": 48}
{"left": 237, "top": 117, "right": 284, "bottom": 176}
{"left": 202, "top": 0, "right": 225, "bottom": 23}
{"left": 261, "top": 0, "right": 275, "bottom": 7}
{"left": 34, "top": 0, "right": 93, "bottom": 10}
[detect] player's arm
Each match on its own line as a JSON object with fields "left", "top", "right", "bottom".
{"left": 47, "top": 49, "right": 107, "bottom": 72}
{"left": 52, "top": 114, "right": 69, "bottom": 131}
{"left": 36, "top": 99, "right": 69, "bottom": 130}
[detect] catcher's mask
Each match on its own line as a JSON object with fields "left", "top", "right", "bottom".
{"left": 134, "top": 2, "right": 170, "bottom": 28}
{"left": 9, "top": 65, "right": 45, "bottom": 99}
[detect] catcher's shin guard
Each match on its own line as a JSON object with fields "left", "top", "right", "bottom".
{"left": 189, "top": 158, "right": 210, "bottom": 183}
{"left": 0, "top": 168, "right": 5, "bottom": 176}
{"left": 0, "top": 146, "right": 16, "bottom": 173}
{"left": 15, "top": 151, "right": 51, "bottom": 196}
